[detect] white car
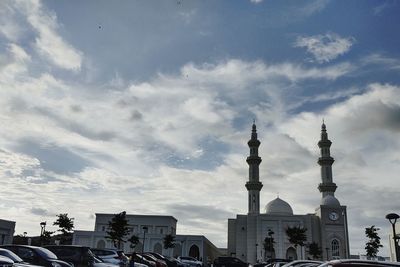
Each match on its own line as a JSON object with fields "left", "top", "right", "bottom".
{"left": 91, "top": 249, "right": 129, "bottom": 266}
{"left": 177, "top": 257, "right": 202, "bottom": 267}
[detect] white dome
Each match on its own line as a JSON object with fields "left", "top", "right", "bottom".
{"left": 321, "top": 195, "right": 341, "bottom": 206}
{"left": 265, "top": 197, "right": 293, "bottom": 215}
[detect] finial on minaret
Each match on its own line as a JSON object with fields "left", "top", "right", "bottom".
{"left": 322, "top": 118, "right": 326, "bottom": 131}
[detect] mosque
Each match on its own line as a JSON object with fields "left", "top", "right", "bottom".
{"left": 227, "top": 123, "right": 350, "bottom": 263}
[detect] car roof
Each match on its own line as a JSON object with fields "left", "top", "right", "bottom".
{"left": 327, "top": 259, "right": 400, "bottom": 267}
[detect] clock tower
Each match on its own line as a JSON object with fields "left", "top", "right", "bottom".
{"left": 315, "top": 121, "right": 349, "bottom": 260}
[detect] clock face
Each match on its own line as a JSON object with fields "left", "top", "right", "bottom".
{"left": 329, "top": 212, "right": 339, "bottom": 221}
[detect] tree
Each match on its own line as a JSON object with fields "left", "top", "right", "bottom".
{"left": 53, "top": 213, "right": 74, "bottom": 244}
{"left": 365, "top": 225, "right": 383, "bottom": 258}
{"left": 41, "top": 230, "right": 54, "bottom": 246}
{"left": 106, "top": 211, "right": 130, "bottom": 249}
{"left": 308, "top": 242, "right": 322, "bottom": 260}
{"left": 163, "top": 234, "right": 176, "bottom": 256}
{"left": 128, "top": 234, "right": 140, "bottom": 250}
{"left": 286, "top": 226, "right": 307, "bottom": 259}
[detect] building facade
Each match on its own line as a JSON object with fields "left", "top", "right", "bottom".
{"left": 228, "top": 123, "right": 349, "bottom": 263}
{"left": 73, "top": 213, "right": 220, "bottom": 264}
{"left": 0, "top": 219, "right": 15, "bottom": 245}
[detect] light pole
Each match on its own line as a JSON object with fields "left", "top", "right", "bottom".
{"left": 255, "top": 243, "right": 259, "bottom": 263}
{"left": 142, "top": 226, "right": 148, "bottom": 254}
{"left": 40, "top": 221, "right": 46, "bottom": 246}
{"left": 386, "top": 213, "right": 400, "bottom": 261}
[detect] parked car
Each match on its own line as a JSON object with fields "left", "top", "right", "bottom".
{"left": 163, "top": 257, "right": 188, "bottom": 267}
{"left": 146, "top": 254, "right": 177, "bottom": 267}
{"left": 91, "top": 249, "right": 128, "bottom": 266}
{"left": 281, "top": 260, "right": 323, "bottom": 267}
{"left": 213, "top": 257, "right": 247, "bottom": 267}
{"left": 0, "top": 248, "right": 44, "bottom": 267}
{"left": 319, "top": 259, "right": 400, "bottom": 267}
{"left": 255, "top": 259, "right": 291, "bottom": 267}
{"left": 131, "top": 253, "right": 156, "bottom": 267}
{"left": 178, "top": 257, "right": 202, "bottom": 267}
{"left": 0, "top": 255, "right": 14, "bottom": 267}
{"left": 141, "top": 254, "right": 166, "bottom": 267}
{"left": 45, "top": 245, "right": 115, "bottom": 267}
{"left": 0, "top": 245, "right": 72, "bottom": 267}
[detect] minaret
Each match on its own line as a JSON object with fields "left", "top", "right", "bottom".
{"left": 317, "top": 121, "right": 337, "bottom": 198}
{"left": 245, "top": 122, "right": 263, "bottom": 214}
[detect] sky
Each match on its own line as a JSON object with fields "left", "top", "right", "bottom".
{"left": 0, "top": 0, "right": 400, "bottom": 257}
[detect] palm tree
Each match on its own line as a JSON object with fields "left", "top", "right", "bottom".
{"left": 163, "top": 234, "right": 176, "bottom": 256}
{"left": 286, "top": 226, "right": 307, "bottom": 259}
{"left": 308, "top": 242, "right": 322, "bottom": 260}
{"left": 365, "top": 225, "right": 383, "bottom": 259}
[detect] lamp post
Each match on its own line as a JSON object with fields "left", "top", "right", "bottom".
{"left": 142, "top": 226, "right": 148, "bottom": 254}
{"left": 386, "top": 213, "right": 400, "bottom": 261}
{"left": 40, "top": 221, "right": 46, "bottom": 246}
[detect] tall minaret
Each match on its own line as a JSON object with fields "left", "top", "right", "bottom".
{"left": 245, "top": 122, "right": 263, "bottom": 214}
{"left": 317, "top": 121, "right": 337, "bottom": 198}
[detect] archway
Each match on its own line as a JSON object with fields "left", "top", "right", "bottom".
{"left": 97, "top": 240, "right": 106, "bottom": 249}
{"left": 286, "top": 247, "right": 297, "bottom": 260}
{"left": 173, "top": 243, "right": 182, "bottom": 258}
{"left": 189, "top": 244, "right": 200, "bottom": 259}
{"left": 154, "top": 243, "right": 163, "bottom": 254}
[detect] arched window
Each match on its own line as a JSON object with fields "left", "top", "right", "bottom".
{"left": 331, "top": 239, "right": 340, "bottom": 257}
{"left": 189, "top": 245, "right": 200, "bottom": 259}
{"left": 286, "top": 247, "right": 297, "bottom": 260}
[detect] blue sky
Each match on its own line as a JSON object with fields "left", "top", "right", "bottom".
{"left": 1, "top": 0, "right": 400, "bottom": 256}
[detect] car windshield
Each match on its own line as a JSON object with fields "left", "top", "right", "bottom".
{"left": 35, "top": 247, "right": 58, "bottom": 260}
{"left": 0, "top": 250, "right": 23, "bottom": 263}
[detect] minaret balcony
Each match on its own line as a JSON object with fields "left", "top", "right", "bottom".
{"left": 248, "top": 139, "right": 260, "bottom": 147}
{"left": 245, "top": 181, "right": 263, "bottom": 191}
{"left": 318, "top": 182, "right": 337, "bottom": 193}
{"left": 318, "top": 140, "right": 332, "bottom": 148}
{"left": 246, "top": 156, "right": 262, "bottom": 164}
{"left": 318, "top": 157, "right": 334, "bottom": 165}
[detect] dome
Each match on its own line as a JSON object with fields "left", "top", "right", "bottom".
{"left": 265, "top": 197, "right": 293, "bottom": 215}
{"left": 321, "top": 195, "right": 341, "bottom": 207}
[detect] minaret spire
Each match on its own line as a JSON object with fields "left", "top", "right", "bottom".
{"left": 317, "top": 121, "right": 337, "bottom": 197}
{"left": 245, "top": 122, "right": 263, "bottom": 214}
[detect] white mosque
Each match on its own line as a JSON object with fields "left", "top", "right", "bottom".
{"left": 227, "top": 123, "right": 350, "bottom": 263}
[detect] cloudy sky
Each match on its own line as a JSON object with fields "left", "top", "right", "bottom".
{"left": 1, "top": 0, "right": 400, "bottom": 256}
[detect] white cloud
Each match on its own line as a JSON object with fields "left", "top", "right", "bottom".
{"left": 15, "top": 0, "right": 82, "bottom": 71}
{"left": 298, "top": 0, "right": 331, "bottom": 17}
{"left": 295, "top": 32, "right": 356, "bottom": 63}
{"left": 250, "top": 0, "right": 263, "bottom": 4}
{"left": 361, "top": 53, "right": 400, "bottom": 70}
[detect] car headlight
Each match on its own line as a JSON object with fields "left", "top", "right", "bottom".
{"left": 51, "top": 262, "right": 62, "bottom": 267}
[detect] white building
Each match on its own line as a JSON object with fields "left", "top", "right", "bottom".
{"left": 228, "top": 123, "right": 350, "bottom": 264}
{"left": 0, "top": 219, "right": 15, "bottom": 245}
{"left": 73, "top": 213, "right": 220, "bottom": 263}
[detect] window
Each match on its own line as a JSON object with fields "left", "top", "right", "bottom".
{"left": 331, "top": 239, "right": 340, "bottom": 257}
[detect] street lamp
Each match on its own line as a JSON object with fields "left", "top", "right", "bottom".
{"left": 40, "top": 221, "right": 46, "bottom": 236}
{"left": 386, "top": 213, "right": 400, "bottom": 261}
{"left": 142, "top": 226, "right": 148, "bottom": 254}
{"left": 40, "top": 221, "right": 46, "bottom": 246}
